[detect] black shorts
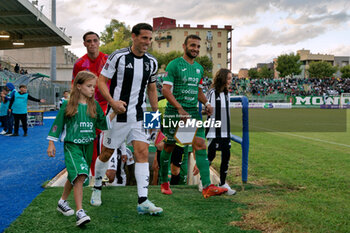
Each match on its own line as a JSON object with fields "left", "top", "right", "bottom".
{"left": 170, "top": 145, "right": 184, "bottom": 167}
{"left": 208, "top": 138, "right": 231, "bottom": 151}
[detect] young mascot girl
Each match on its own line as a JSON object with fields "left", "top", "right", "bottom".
{"left": 206, "top": 68, "right": 236, "bottom": 195}
{"left": 47, "top": 71, "right": 116, "bottom": 226}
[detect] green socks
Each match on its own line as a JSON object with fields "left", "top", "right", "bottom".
{"left": 195, "top": 149, "right": 211, "bottom": 187}
{"left": 159, "top": 150, "right": 171, "bottom": 183}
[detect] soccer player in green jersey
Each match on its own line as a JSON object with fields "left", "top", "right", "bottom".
{"left": 47, "top": 71, "right": 117, "bottom": 226}
{"left": 160, "top": 35, "right": 228, "bottom": 198}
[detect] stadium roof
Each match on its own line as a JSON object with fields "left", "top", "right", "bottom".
{"left": 0, "top": 0, "right": 71, "bottom": 50}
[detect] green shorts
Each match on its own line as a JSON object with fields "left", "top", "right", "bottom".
{"left": 162, "top": 108, "right": 205, "bottom": 144}
{"left": 64, "top": 142, "right": 93, "bottom": 186}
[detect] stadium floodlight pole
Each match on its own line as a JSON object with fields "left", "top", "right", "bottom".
{"left": 50, "top": 0, "right": 56, "bottom": 82}
{"left": 50, "top": 0, "right": 57, "bottom": 108}
{"left": 230, "top": 96, "right": 250, "bottom": 185}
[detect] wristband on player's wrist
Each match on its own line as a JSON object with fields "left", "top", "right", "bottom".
{"left": 205, "top": 101, "right": 210, "bottom": 107}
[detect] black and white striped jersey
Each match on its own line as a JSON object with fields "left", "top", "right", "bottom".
{"left": 101, "top": 47, "right": 158, "bottom": 122}
{"left": 206, "top": 88, "right": 231, "bottom": 138}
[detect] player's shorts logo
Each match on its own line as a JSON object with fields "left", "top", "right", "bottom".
{"left": 143, "top": 110, "right": 161, "bottom": 129}
{"left": 80, "top": 164, "right": 88, "bottom": 171}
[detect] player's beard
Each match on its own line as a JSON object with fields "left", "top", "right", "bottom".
{"left": 185, "top": 47, "right": 198, "bottom": 59}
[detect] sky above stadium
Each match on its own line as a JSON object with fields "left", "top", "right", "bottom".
{"left": 39, "top": 0, "right": 350, "bottom": 73}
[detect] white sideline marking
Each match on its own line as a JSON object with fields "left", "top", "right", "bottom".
{"left": 277, "top": 132, "right": 350, "bottom": 148}
{"left": 44, "top": 116, "right": 56, "bottom": 119}
{"left": 254, "top": 126, "right": 350, "bottom": 148}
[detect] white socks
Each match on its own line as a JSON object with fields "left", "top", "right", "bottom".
{"left": 135, "top": 162, "right": 149, "bottom": 198}
{"left": 58, "top": 198, "right": 65, "bottom": 204}
{"left": 94, "top": 157, "right": 108, "bottom": 187}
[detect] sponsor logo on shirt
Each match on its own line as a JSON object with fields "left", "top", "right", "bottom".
{"left": 80, "top": 122, "right": 93, "bottom": 130}
{"left": 182, "top": 89, "right": 198, "bottom": 95}
{"left": 182, "top": 76, "right": 200, "bottom": 85}
{"left": 73, "top": 138, "right": 94, "bottom": 144}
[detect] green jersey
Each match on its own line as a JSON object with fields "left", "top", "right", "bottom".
{"left": 163, "top": 57, "right": 204, "bottom": 112}
{"left": 47, "top": 101, "right": 110, "bottom": 145}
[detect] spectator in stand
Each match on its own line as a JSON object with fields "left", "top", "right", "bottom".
{"left": 231, "top": 77, "right": 349, "bottom": 97}
{"left": 14, "top": 63, "right": 20, "bottom": 73}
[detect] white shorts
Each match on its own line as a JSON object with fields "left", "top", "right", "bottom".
{"left": 103, "top": 120, "right": 149, "bottom": 149}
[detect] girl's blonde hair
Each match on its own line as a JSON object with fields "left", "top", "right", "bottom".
{"left": 212, "top": 68, "right": 232, "bottom": 93}
{"left": 65, "top": 71, "right": 97, "bottom": 118}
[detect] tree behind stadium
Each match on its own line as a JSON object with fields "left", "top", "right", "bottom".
{"left": 99, "top": 19, "right": 132, "bottom": 54}
{"left": 276, "top": 53, "right": 301, "bottom": 78}
{"left": 307, "top": 61, "right": 337, "bottom": 79}
{"left": 248, "top": 68, "right": 259, "bottom": 79}
{"left": 258, "top": 66, "right": 274, "bottom": 79}
{"left": 340, "top": 65, "right": 350, "bottom": 78}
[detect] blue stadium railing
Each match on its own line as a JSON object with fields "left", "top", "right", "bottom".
{"left": 230, "top": 96, "right": 250, "bottom": 183}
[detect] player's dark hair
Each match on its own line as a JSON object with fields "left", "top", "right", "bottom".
{"left": 132, "top": 23, "right": 153, "bottom": 36}
{"left": 212, "top": 68, "right": 232, "bottom": 93}
{"left": 83, "top": 31, "right": 100, "bottom": 41}
{"left": 184, "top": 34, "right": 201, "bottom": 45}
{"left": 19, "top": 85, "right": 27, "bottom": 89}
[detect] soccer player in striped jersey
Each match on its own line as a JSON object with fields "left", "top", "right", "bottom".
{"left": 47, "top": 71, "right": 116, "bottom": 226}
{"left": 160, "top": 35, "right": 228, "bottom": 198}
{"left": 90, "top": 23, "right": 162, "bottom": 215}
{"left": 206, "top": 68, "right": 236, "bottom": 195}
